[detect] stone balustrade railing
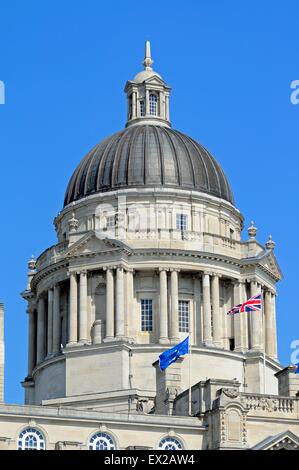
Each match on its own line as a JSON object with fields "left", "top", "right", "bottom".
{"left": 241, "top": 393, "right": 296, "bottom": 414}
{"left": 36, "top": 241, "right": 68, "bottom": 271}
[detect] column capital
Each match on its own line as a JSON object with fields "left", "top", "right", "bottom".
{"left": 211, "top": 272, "right": 222, "bottom": 279}
{"left": 169, "top": 267, "right": 180, "bottom": 273}
{"left": 158, "top": 267, "right": 169, "bottom": 272}
{"left": 203, "top": 270, "right": 212, "bottom": 276}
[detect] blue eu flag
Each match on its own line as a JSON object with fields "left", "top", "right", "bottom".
{"left": 159, "top": 336, "right": 189, "bottom": 371}
{"left": 295, "top": 363, "right": 299, "bottom": 374}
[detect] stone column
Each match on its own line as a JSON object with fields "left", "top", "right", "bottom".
{"left": 116, "top": 266, "right": 125, "bottom": 338}
{"left": 52, "top": 285, "right": 61, "bottom": 354}
{"left": 159, "top": 91, "right": 163, "bottom": 119}
{"left": 105, "top": 268, "right": 114, "bottom": 339}
{"left": 159, "top": 269, "right": 168, "bottom": 344}
{"left": 67, "top": 272, "right": 78, "bottom": 346}
{"left": 79, "top": 271, "right": 88, "bottom": 344}
{"left": 194, "top": 276, "right": 202, "bottom": 346}
{"left": 145, "top": 89, "right": 150, "bottom": 116}
{"left": 250, "top": 280, "right": 262, "bottom": 350}
{"left": 241, "top": 282, "right": 249, "bottom": 350}
{"left": 36, "top": 296, "right": 46, "bottom": 364}
{"left": 265, "top": 289, "right": 276, "bottom": 358}
{"left": 47, "top": 289, "right": 54, "bottom": 356}
{"left": 125, "top": 269, "right": 134, "bottom": 339}
{"left": 170, "top": 269, "right": 179, "bottom": 343}
{"left": 202, "top": 272, "right": 212, "bottom": 346}
{"left": 233, "top": 281, "right": 246, "bottom": 352}
{"left": 271, "top": 292, "right": 278, "bottom": 359}
{"left": 27, "top": 307, "right": 36, "bottom": 375}
{"left": 165, "top": 95, "right": 170, "bottom": 121}
{"left": 132, "top": 92, "right": 137, "bottom": 118}
{"left": 211, "top": 274, "right": 221, "bottom": 347}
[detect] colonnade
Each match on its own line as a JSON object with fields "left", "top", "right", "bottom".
{"left": 26, "top": 268, "right": 278, "bottom": 378}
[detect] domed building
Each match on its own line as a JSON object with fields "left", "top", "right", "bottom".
{"left": 0, "top": 42, "right": 298, "bottom": 451}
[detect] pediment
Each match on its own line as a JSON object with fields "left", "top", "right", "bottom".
{"left": 252, "top": 430, "right": 299, "bottom": 450}
{"left": 65, "top": 231, "right": 132, "bottom": 258}
{"left": 143, "top": 75, "right": 166, "bottom": 86}
{"left": 258, "top": 250, "right": 283, "bottom": 281}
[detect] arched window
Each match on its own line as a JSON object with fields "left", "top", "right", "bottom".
{"left": 149, "top": 94, "right": 158, "bottom": 116}
{"left": 158, "top": 436, "right": 183, "bottom": 450}
{"left": 140, "top": 100, "right": 145, "bottom": 117}
{"left": 88, "top": 432, "right": 116, "bottom": 450}
{"left": 18, "top": 428, "right": 45, "bottom": 450}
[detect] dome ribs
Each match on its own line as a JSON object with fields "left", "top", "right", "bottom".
{"left": 95, "top": 131, "right": 122, "bottom": 191}
{"left": 176, "top": 130, "right": 210, "bottom": 191}
{"left": 168, "top": 130, "right": 196, "bottom": 188}
{"left": 152, "top": 125, "right": 164, "bottom": 185}
{"left": 64, "top": 125, "right": 234, "bottom": 206}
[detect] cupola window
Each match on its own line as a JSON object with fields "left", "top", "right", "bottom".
{"left": 149, "top": 93, "right": 158, "bottom": 116}
{"left": 140, "top": 100, "right": 145, "bottom": 117}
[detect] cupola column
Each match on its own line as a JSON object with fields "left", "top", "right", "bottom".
{"left": 159, "top": 268, "right": 169, "bottom": 344}
{"left": 211, "top": 274, "right": 222, "bottom": 347}
{"left": 27, "top": 306, "right": 36, "bottom": 375}
{"left": 36, "top": 296, "right": 46, "bottom": 364}
{"left": 105, "top": 268, "right": 115, "bottom": 340}
{"left": 202, "top": 272, "right": 212, "bottom": 346}
{"left": 132, "top": 92, "right": 137, "bottom": 119}
{"left": 170, "top": 269, "right": 179, "bottom": 343}
{"left": 47, "top": 289, "right": 54, "bottom": 356}
{"left": 52, "top": 284, "right": 61, "bottom": 354}
{"left": 79, "top": 271, "right": 88, "bottom": 344}
{"left": 250, "top": 280, "right": 262, "bottom": 351}
{"left": 67, "top": 272, "right": 78, "bottom": 346}
{"left": 116, "top": 266, "right": 125, "bottom": 337}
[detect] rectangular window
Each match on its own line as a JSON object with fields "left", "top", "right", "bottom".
{"left": 106, "top": 215, "right": 116, "bottom": 229}
{"left": 141, "top": 299, "right": 153, "bottom": 332}
{"left": 140, "top": 100, "right": 145, "bottom": 117}
{"left": 179, "top": 300, "right": 189, "bottom": 333}
{"left": 176, "top": 214, "right": 187, "bottom": 231}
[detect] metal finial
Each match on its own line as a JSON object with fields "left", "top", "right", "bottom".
{"left": 143, "top": 40, "right": 154, "bottom": 70}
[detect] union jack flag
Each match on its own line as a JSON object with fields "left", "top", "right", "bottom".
{"left": 227, "top": 294, "right": 262, "bottom": 315}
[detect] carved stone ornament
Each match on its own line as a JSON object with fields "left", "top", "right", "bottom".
{"left": 222, "top": 388, "right": 239, "bottom": 399}
{"left": 68, "top": 212, "right": 79, "bottom": 233}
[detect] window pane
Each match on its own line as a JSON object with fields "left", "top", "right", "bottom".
{"left": 149, "top": 94, "right": 158, "bottom": 116}
{"left": 179, "top": 300, "right": 189, "bottom": 333}
{"left": 176, "top": 214, "right": 187, "bottom": 231}
{"left": 141, "top": 299, "right": 153, "bottom": 331}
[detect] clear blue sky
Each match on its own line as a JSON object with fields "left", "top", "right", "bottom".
{"left": 0, "top": 0, "right": 298, "bottom": 403}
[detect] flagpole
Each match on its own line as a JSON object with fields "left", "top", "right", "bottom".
{"left": 188, "top": 332, "right": 192, "bottom": 416}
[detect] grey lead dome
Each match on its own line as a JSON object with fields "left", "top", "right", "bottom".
{"left": 64, "top": 125, "right": 234, "bottom": 207}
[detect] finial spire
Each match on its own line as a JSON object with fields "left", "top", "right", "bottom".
{"left": 143, "top": 40, "right": 154, "bottom": 71}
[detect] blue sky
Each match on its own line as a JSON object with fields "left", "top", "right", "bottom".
{"left": 0, "top": 0, "right": 298, "bottom": 403}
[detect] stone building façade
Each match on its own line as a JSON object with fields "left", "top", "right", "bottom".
{"left": 0, "top": 42, "right": 298, "bottom": 451}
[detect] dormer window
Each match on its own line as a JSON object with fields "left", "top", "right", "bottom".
{"left": 140, "top": 100, "right": 145, "bottom": 117}
{"left": 149, "top": 94, "right": 158, "bottom": 116}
